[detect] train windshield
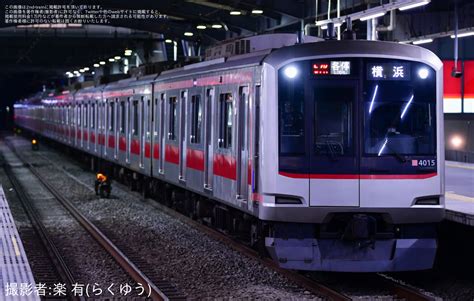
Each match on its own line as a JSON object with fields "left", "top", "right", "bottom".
{"left": 364, "top": 81, "right": 436, "bottom": 156}
{"left": 278, "top": 58, "right": 437, "bottom": 173}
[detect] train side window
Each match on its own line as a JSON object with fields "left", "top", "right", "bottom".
{"left": 109, "top": 101, "right": 115, "bottom": 131}
{"left": 83, "top": 104, "right": 88, "bottom": 128}
{"left": 78, "top": 105, "right": 81, "bottom": 126}
{"left": 168, "top": 96, "right": 177, "bottom": 140}
{"left": 120, "top": 101, "right": 125, "bottom": 134}
{"left": 190, "top": 94, "right": 202, "bottom": 144}
{"left": 146, "top": 98, "right": 150, "bottom": 137}
{"left": 132, "top": 100, "right": 139, "bottom": 136}
{"left": 90, "top": 103, "right": 95, "bottom": 129}
{"left": 218, "top": 93, "right": 233, "bottom": 149}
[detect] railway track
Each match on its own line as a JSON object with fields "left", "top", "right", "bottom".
{"left": 11, "top": 136, "right": 437, "bottom": 301}
{"left": 5, "top": 140, "right": 183, "bottom": 301}
{"left": 3, "top": 163, "right": 78, "bottom": 300}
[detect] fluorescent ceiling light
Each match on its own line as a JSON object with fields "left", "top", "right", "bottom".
{"left": 184, "top": 32, "right": 194, "bottom": 36}
{"left": 93, "top": 63, "right": 100, "bottom": 67}
{"left": 109, "top": 58, "right": 115, "bottom": 62}
{"left": 165, "top": 39, "right": 173, "bottom": 43}
{"left": 230, "top": 11, "right": 241, "bottom": 15}
{"left": 251, "top": 9, "right": 263, "bottom": 14}
{"left": 450, "top": 32, "right": 474, "bottom": 38}
{"left": 398, "top": 40, "right": 412, "bottom": 44}
{"left": 399, "top": 1, "right": 430, "bottom": 11}
{"left": 412, "top": 38, "right": 433, "bottom": 45}
{"left": 114, "top": 56, "right": 121, "bottom": 60}
{"left": 99, "top": 61, "right": 106, "bottom": 65}
{"left": 79, "top": 69, "right": 85, "bottom": 72}
{"left": 196, "top": 25, "right": 207, "bottom": 29}
{"left": 83, "top": 67, "right": 90, "bottom": 71}
{"left": 360, "top": 12, "right": 385, "bottom": 21}
{"left": 211, "top": 24, "right": 223, "bottom": 29}
{"left": 321, "top": 23, "right": 342, "bottom": 29}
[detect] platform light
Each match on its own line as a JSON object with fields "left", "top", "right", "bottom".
{"left": 413, "top": 38, "right": 433, "bottom": 45}
{"left": 450, "top": 32, "right": 474, "bottom": 39}
{"left": 211, "top": 24, "right": 223, "bottom": 29}
{"left": 93, "top": 63, "right": 100, "bottom": 67}
{"left": 399, "top": 0, "right": 430, "bottom": 11}
{"left": 283, "top": 65, "right": 299, "bottom": 79}
{"left": 83, "top": 67, "right": 90, "bottom": 71}
{"left": 196, "top": 25, "right": 207, "bottom": 30}
{"left": 450, "top": 136, "right": 464, "bottom": 148}
{"left": 251, "top": 9, "right": 263, "bottom": 14}
{"left": 114, "top": 56, "right": 121, "bottom": 60}
{"left": 184, "top": 32, "right": 194, "bottom": 36}
{"left": 418, "top": 67, "right": 429, "bottom": 79}
{"left": 109, "top": 58, "right": 115, "bottom": 62}
{"left": 360, "top": 12, "right": 385, "bottom": 21}
{"left": 230, "top": 11, "right": 242, "bottom": 15}
{"left": 99, "top": 61, "right": 106, "bottom": 65}
{"left": 321, "top": 23, "right": 342, "bottom": 30}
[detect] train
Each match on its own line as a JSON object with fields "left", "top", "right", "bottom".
{"left": 14, "top": 34, "right": 445, "bottom": 272}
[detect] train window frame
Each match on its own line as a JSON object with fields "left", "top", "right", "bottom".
{"left": 132, "top": 100, "right": 139, "bottom": 136}
{"left": 77, "top": 104, "right": 81, "bottom": 126}
{"left": 218, "top": 92, "right": 233, "bottom": 149}
{"left": 120, "top": 100, "right": 126, "bottom": 134}
{"left": 83, "top": 103, "right": 88, "bottom": 128}
{"left": 168, "top": 96, "right": 177, "bottom": 141}
{"left": 90, "top": 103, "right": 95, "bottom": 129}
{"left": 190, "top": 94, "right": 202, "bottom": 144}
{"left": 109, "top": 100, "right": 115, "bottom": 132}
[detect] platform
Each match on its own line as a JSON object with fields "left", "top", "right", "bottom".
{"left": 0, "top": 185, "right": 39, "bottom": 301}
{"left": 445, "top": 161, "right": 474, "bottom": 226}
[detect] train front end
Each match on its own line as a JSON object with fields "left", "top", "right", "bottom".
{"left": 260, "top": 41, "right": 444, "bottom": 272}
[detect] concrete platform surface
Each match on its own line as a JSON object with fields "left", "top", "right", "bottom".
{"left": 0, "top": 185, "right": 39, "bottom": 301}
{"left": 445, "top": 161, "right": 474, "bottom": 226}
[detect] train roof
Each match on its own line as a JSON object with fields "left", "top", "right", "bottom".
{"left": 156, "top": 49, "right": 272, "bottom": 82}
{"left": 264, "top": 39, "right": 442, "bottom": 70}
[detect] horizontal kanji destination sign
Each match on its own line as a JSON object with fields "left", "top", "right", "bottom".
{"left": 367, "top": 62, "right": 411, "bottom": 81}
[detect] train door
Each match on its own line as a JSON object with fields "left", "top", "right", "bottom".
{"left": 126, "top": 98, "right": 131, "bottom": 164}
{"left": 179, "top": 90, "right": 187, "bottom": 181}
{"left": 236, "top": 86, "right": 249, "bottom": 200}
{"left": 159, "top": 93, "right": 166, "bottom": 174}
{"left": 308, "top": 80, "right": 359, "bottom": 207}
{"left": 140, "top": 97, "right": 145, "bottom": 168}
{"left": 204, "top": 88, "right": 214, "bottom": 190}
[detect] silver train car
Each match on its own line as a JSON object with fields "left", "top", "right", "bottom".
{"left": 15, "top": 39, "right": 445, "bottom": 272}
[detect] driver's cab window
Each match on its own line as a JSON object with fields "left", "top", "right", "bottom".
{"left": 314, "top": 86, "right": 354, "bottom": 156}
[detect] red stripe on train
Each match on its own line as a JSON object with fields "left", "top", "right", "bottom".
{"left": 119, "top": 137, "right": 126, "bottom": 151}
{"left": 187, "top": 148, "right": 204, "bottom": 171}
{"left": 108, "top": 135, "right": 115, "bottom": 148}
{"left": 153, "top": 143, "right": 160, "bottom": 159}
{"left": 279, "top": 172, "right": 437, "bottom": 180}
{"left": 165, "top": 144, "right": 180, "bottom": 165}
{"left": 145, "top": 142, "right": 151, "bottom": 158}
{"left": 131, "top": 139, "right": 140, "bottom": 155}
{"left": 213, "top": 154, "right": 236, "bottom": 181}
